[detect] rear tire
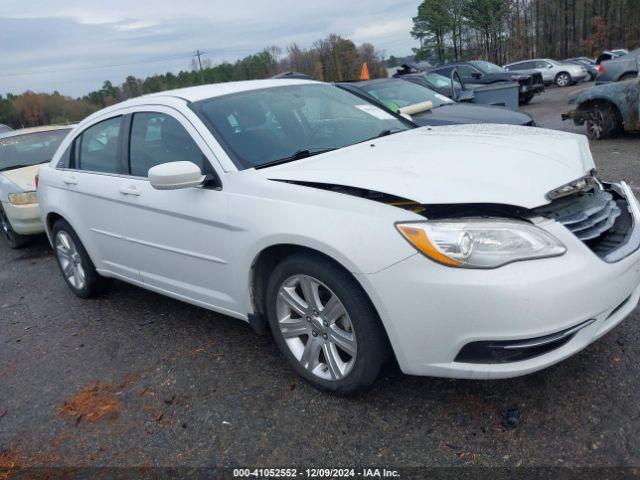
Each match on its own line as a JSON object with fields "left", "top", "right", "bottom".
{"left": 52, "top": 219, "right": 111, "bottom": 298}
{"left": 0, "top": 205, "right": 28, "bottom": 249}
{"left": 586, "top": 103, "right": 622, "bottom": 140}
{"left": 266, "top": 252, "right": 390, "bottom": 395}
{"left": 555, "top": 72, "right": 572, "bottom": 87}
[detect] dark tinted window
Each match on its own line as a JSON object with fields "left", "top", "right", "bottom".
{"left": 129, "top": 113, "right": 204, "bottom": 177}
{"left": 456, "top": 65, "right": 480, "bottom": 76}
{"left": 0, "top": 129, "right": 71, "bottom": 171}
{"left": 507, "top": 61, "right": 533, "bottom": 70}
{"left": 77, "top": 117, "right": 121, "bottom": 173}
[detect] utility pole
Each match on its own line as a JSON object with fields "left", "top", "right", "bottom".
{"left": 195, "top": 50, "right": 205, "bottom": 84}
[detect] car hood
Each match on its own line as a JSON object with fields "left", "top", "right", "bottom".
{"left": 260, "top": 125, "right": 595, "bottom": 209}
{"left": 412, "top": 104, "right": 532, "bottom": 126}
{"left": 1, "top": 164, "right": 39, "bottom": 191}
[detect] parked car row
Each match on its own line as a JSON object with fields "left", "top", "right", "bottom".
{"left": 1, "top": 74, "right": 639, "bottom": 394}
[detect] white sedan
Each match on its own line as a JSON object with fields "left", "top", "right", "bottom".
{"left": 0, "top": 126, "right": 72, "bottom": 248}
{"left": 37, "top": 80, "right": 640, "bottom": 394}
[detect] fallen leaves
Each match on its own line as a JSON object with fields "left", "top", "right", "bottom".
{"left": 59, "top": 382, "right": 119, "bottom": 424}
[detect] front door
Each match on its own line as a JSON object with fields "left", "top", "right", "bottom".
{"left": 115, "top": 110, "right": 239, "bottom": 314}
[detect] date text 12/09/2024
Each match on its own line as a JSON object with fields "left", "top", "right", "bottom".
{"left": 232, "top": 468, "right": 401, "bottom": 478}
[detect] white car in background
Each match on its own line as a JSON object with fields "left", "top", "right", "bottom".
{"left": 0, "top": 126, "right": 72, "bottom": 248}
{"left": 37, "top": 80, "right": 640, "bottom": 394}
{"left": 504, "top": 58, "right": 589, "bottom": 87}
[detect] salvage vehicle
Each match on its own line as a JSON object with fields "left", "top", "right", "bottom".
{"left": 1, "top": 125, "right": 72, "bottom": 248}
{"left": 338, "top": 79, "right": 534, "bottom": 127}
{"left": 596, "top": 48, "right": 639, "bottom": 83}
{"left": 428, "top": 60, "right": 544, "bottom": 104}
{"left": 394, "top": 68, "right": 520, "bottom": 110}
{"left": 38, "top": 80, "right": 640, "bottom": 394}
{"left": 562, "top": 78, "right": 640, "bottom": 140}
{"left": 564, "top": 58, "right": 599, "bottom": 81}
{"left": 504, "top": 58, "right": 589, "bottom": 87}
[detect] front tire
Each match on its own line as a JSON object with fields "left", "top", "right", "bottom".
{"left": 586, "top": 104, "right": 622, "bottom": 140}
{"left": 266, "top": 253, "right": 390, "bottom": 395}
{"left": 0, "top": 205, "right": 27, "bottom": 249}
{"left": 520, "top": 92, "right": 535, "bottom": 105}
{"left": 555, "top": 72, "right": 571, "bottom": 87}
{"left": 52, "top": 219, "right": 111, "bottom": 298}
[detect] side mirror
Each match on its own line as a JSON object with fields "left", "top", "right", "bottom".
{"left": 149, "top": 161, "right": 205, "bottom": 190}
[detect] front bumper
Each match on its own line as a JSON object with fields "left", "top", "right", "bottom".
{"left": 1, "top": 201, "right": 44, "bottom": 235}
{"left": 356, "top": 185, "right": 640, "bottom": 379}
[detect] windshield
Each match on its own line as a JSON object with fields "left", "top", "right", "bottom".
{"left": 469, "top": 60, "right": 506, "bottom": 73}
{"left": 192, "top": 84, "right": 411, "bottom": 170}
{"left": 359, "top": 80, "right": 454, "bottom": 112}
{"left": 0, "top": 129, "right": 71, "bottom": 171}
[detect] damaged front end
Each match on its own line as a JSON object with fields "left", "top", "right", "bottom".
{"left": 280, "top": 174, "right": 640, "bottom": 265}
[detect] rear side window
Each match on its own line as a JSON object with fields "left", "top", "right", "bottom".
{"left": 129, "top": 112, "right": 204, "bottom": 177}
{"left": 76, "top": 117, "right": 122, "bottom": 173}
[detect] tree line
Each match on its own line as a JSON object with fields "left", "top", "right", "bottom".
{"left": 412, "top": 0, "right": 640, "bottom": 64}
{"left": 0, "top": 34, "right": 386, "bottom": 129}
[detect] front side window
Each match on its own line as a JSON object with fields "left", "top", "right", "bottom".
{"left": 192, "top": 84, "right": 411, "bottom": 170}
{"left": 76, "top": 117, "right": 122, "bottom": 173}
{"left": 129, "top": 113, "right": 204, "bottom": 177}
{"left": 457, "top": 65, "right": 480, "bottom": 76}
{"left": 507, "top": 62, "right": 530, "bottom": 70}
{"left": 0, "top": 129, "right": 71, "bottom": 172}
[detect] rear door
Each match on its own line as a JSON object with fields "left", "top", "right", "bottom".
{"left": 58, "top": 116, "right": 142, "bottom": 281}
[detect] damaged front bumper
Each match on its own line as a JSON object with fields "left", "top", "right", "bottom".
{"left": 356, "top": 182, "right": 640, "bottom": 379}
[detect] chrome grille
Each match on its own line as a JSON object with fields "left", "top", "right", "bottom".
{"left": 535, "top": 187, "right": 628, "bottom": 257}
{"left": 556, "top": 191, "right": 621, "bottom": 241}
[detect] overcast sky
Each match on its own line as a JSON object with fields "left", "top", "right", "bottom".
{"left": 0, "top": 0, "right": 418, "bottom": 98}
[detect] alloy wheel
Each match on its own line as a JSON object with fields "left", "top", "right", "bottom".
{"left": 276, "top": 274, "right": 357, "bottom": 381}
{"left": 587, "top": 110, "right": 605, "bottom": 139}
{"left": 55, "top": 231, "right": 86, "bottom": 290}
{"left": 556, "top": 73, "right": 570, "bottom": 87}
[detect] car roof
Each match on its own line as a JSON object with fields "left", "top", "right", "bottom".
{"left": 0, "top": 124, "right": 74, "bottom": 139}
{"left": 135, "top": 78, "right": 319, "bottom": 103}
{"left": 77, "top": 79, "right": 323, "bottom": 123}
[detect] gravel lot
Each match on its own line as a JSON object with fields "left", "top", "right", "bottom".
{"left": 1, "top": 83, "right": 640, "bottom": 472}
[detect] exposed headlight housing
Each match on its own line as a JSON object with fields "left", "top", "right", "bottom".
{"left": 396, "top": 219, "right": 566, "bottom": 269}
{"left": 8, "top": 191, "right": 38, "bottom": 206}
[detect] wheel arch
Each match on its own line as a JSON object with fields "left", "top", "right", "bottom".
{"left": 617, "top": 71, "right": 638, "bottom": 81}
{"left": 248, "top": 243, "right": 397, "bottom": 362}
{"left": 576, "top": 98, "right": 623, "bottom": 121}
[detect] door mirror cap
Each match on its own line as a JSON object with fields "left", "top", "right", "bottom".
{"left": 148, "top": 161, "right": 205, "bottom": 190}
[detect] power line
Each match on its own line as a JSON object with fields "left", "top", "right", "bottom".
{"left": 0, "top": 51, "right": 197, "bottom": 79}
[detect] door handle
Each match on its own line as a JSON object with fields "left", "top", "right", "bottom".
{"left": 119, "top": 185, "right": 141, "bottom": 196}
{"left": 63, "top": 176, "right": 78, "bottom": 186}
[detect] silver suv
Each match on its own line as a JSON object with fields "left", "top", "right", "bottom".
{"left": 504, "top": 58, "right": 588, "bottom": 87}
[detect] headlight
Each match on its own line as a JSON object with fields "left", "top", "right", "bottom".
{"left": 8, "top": 191, "right": 38, "bottom": 206}
{"left": 396, "top": 219, "right": 566, "bottom": 269}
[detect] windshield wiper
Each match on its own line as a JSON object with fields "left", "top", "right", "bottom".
{"left": 362, "top": 127, "right": 406, "bottom": 143}
{"left": 254, "top": 148, "right": 337, "bottom": 169}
